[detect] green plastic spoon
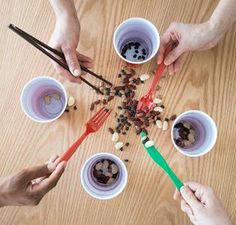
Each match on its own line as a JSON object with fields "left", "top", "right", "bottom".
{"left": 140, "top": 131, "right": 183, "bottom": 190}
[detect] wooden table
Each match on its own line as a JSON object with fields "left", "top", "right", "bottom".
{"left": 0, "top": 0, "right": 235, "bottom": 224}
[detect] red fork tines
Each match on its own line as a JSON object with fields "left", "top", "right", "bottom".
{"left": 86, "top": 107, "right": 112, "bottom": 132}
{"left": 56, "top": 107, "right": 111, "bottom": 163}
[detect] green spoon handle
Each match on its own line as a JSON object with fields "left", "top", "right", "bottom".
{"left": 146, "top": 146, "right": 183, "bottom": 190}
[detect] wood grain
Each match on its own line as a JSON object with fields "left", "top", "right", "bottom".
{"left": 0, "top": 0, "right": 235, "bottom": 224}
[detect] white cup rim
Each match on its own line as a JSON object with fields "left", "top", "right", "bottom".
{"left": 113, "top": 17, "right": 160, "bottom": 64}
{"left": 20, "top": 76, "right": 68, "bottom": 123}
{"left": 171, "top": 110, "right": 217, "bottom": 157}
{"left": 80, "top": 152, "right": 128, "bottom": 200}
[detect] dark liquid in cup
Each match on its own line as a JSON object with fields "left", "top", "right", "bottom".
{"left": 92, "top": 159, "right": 119, "bottom": 186}
{"left": 120, "top": 39, "right": 149, "bottom": 62}
{"left": 173, "top": 121, "right": 198, "bottom": 149}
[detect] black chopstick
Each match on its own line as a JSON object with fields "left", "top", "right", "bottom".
{"left": 8, "top": 24, "right": 113, "bottom": 94}
{"left": 8, "top": 24, "right": 112, "bottom": 86}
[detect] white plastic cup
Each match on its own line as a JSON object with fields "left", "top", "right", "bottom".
{"left": 81, "top": 153, "right": 128, "bottom": 200}
{"left": 113, "top": 17, "right": 160, "bottom": 64}
{"left": 21, "top": 76, "right": 67, "bottom": 123}
{"left": 171, "top": 110, "right": 217, "bottom": 157}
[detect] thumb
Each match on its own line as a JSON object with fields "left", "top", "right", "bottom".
{"left": 180, "top": 186, "right": 202, "bottom": 209}
{"left": 62, "top": 47, "right": 81, "bottom": 77}
{"left": 19, "top": 163, "right": 56, "bottom": 183}
{"left": 164, "top": 44, "right": 184, "bottom": 66}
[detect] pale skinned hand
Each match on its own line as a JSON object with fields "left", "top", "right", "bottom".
{"left": 49, "top": 15, "right": 93, "bottom": 83}
{"left": 174, "top": 181, "right": 233, "bottom": 225}
{"left": 0, "top": 155, "right": 66, "bottom": 207}
{"left": 157, "top": 21, "right": 223, "bottom": 75}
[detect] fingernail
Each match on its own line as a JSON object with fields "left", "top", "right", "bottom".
{"left": 47, "top": 162, "right": 56, "bottom": 172}
{"left": 73, "top": 69, "right": 81, "bottom": 77}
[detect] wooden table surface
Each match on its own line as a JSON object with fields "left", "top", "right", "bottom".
{"left": 0, "top": 0, "right": 236, "bottom": 224}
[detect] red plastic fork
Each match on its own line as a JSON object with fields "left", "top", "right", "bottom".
{"left": 137, "top": 42, "right": 176, "bottom": 114}
{"left": 56, "top": 107, "right": 111, "bottom": 164}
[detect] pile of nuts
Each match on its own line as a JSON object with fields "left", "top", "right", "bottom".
{"left": 173, "top": 121, "right": 197, "bottom": 148}
{"left": 92, "top": 159, "right": 119, "bottom": 185}
{"left": 89, "top": 66, "right": 177, "bottom": 151}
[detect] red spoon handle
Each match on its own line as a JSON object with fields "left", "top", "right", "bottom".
{"left": 148, "top": 42, "right": 175, "bottom": 95}
{"left": 56, "top": 132, "right": 88, "bottom": 164}
{"left": 148, "top": 62, "right": 165, "bottom": 95}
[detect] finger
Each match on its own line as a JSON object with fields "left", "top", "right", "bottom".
{"left": 184, "top": 181, "right": 203, "bottom": 192}
{"left": 164, "top": 44, "right": 184, "bottom": 66}
{"left": 77, "top": 53, "right": 93, "bottom": 64}
{"left": 157, "top": 30, "right": 172, "bottom": 64}
{"left": 181, "top": 199, "right": 193, "bottom": 215}
{"left": 18, "top": 163, "right": 56, "bottom": 184}
{"left": 79, "top": 61, "right": 94, "bottom": 69}
{"left": 76, "top": 53, "right": 93, "bottom": 69}
{"left": 34, "top": 155, "right": 59, "bottom": 184}
{"left": 52, "top": 60, "right": 81, "bottom": 84}
{"left": 189, "top": 214, "right": 197, "bottom": 224}
{"left": 173, "top": 189, "right": 181, "bottom": 200}
{"left": 180, "top": 186, "right": 202, "bottom": 209}
{"left": 38, "top": 161, "right": 66, "bottom": 194}
{"left": 49, "top": 155, "right": 59, "bottom": 163}
{"left": 62, "top": 47, "right": 81, "bottom": 76}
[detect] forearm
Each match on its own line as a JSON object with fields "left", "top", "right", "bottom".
{"left": 49, "top": 0, "right": 78, "bottom": 20}
{"left": 209, "top": 0, "right": 236, "bottom": 36}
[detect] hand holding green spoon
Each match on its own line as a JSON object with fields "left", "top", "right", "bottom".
{"left": 140, "top": 131, "right": 183, "bottom": 190}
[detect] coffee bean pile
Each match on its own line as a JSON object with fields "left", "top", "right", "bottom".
{"left": 93, "top": 159, "right": 119, "bottom": 185}
{"left": 173, "top": 121, "right": 197, "bottom": 148}
{"left": 121, "top": 41, "right": 147, "bottom": 61}
{"left": 89, "top": 66, "right": 177, "bottom": 151}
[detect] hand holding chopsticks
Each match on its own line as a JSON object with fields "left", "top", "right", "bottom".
{"left": 48, "top": 16, "right": 92, "bottom": 80}
{"left": 8, "top": 24, "right": 112, "bottom": 94}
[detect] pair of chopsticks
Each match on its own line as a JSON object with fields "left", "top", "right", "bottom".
{"left": 8, "top": 24, "right": 112, "bottom": 94}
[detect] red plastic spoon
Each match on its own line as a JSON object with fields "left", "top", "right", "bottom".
{"left": 137, "top": 42, "right": 176, "bottom": 114}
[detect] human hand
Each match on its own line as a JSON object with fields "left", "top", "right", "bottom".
{"left": 49, "top": 15, "right": 93, "bottom": 83}
{"left": 157, "top": 21, "right": 223, "bottom": 75}
{"left": 174, "top": 182, "right": 233, "bottom": 225}
{"left": 0, "top": 155, "right": 66, "bottom": 207}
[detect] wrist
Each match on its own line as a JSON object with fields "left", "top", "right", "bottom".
{"left": 200, "top": 20, "right": 223, "bottom": 46}
{"left": 208, "top": 18, "right": 221, "bottom": 36}
{"left": 55, "top": 12, "right": 80, "bottom": 26}
{"left": 50, "top": 0, "right": 78, "bottom": 21}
